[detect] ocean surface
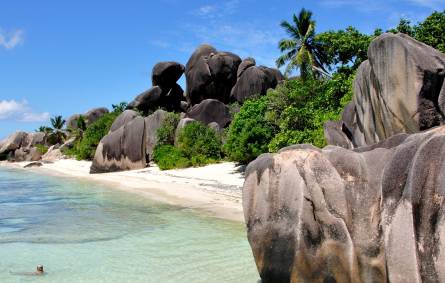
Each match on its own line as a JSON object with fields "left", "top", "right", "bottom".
{"left": 0, "top": 167, "right": 259, "bottom": 283}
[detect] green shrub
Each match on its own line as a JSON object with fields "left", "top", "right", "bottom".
{"left": 71, "top": 111, "right": 121, "bottom": 160}
{"left": 224, "top": 96, "right": 275, "bottom": 163}
{"left": 152, "top": 145, "right": 190, "bottom": 170}
{"left": 177, "top": 122, "right": 222, "bottom": 166}
{"left": 156, "top": 112, "right": 180, "bottom": 146}
{"left": 35, "top": 144, "right": 49, "bottom": 155}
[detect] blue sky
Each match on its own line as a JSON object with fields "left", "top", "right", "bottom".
{"left": 0, "top": 0, "right": 444, "bottom": 139}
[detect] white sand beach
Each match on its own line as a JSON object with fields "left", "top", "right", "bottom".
{"left": 0, "top": 159, "right": 247, "bottom": 222}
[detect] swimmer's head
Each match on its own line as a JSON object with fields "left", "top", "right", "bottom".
{"left": 36, "top": 265, "right": 44, "bottom": 273}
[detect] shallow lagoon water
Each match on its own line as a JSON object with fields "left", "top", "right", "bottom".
{"left": 0, "top": 167, "right": 259, "bottom": 282}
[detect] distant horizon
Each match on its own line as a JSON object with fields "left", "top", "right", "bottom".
{"left": 1, "top": 0, "right": 444, "bottom": 139}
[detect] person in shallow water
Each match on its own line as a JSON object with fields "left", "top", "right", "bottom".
{"left": 11, "top": 265, "right": 44, "bottom": 276}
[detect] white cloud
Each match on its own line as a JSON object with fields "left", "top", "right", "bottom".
{"left": 20, "top": 112, "right": 50, "bottom": 122}
{"left": 0, "top": 100, "right": 50, "bottom": 122}
{"left": 0, "top": 29, "right": 24, "bottom": 50}
{"left": 0, "top": 100, "right": 26, "bottom": 119}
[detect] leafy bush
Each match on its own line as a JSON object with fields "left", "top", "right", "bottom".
{"left": 177, "top": 122, "right": 222, "bottom": 166}
{"left": 35, "top": 144, "right": 49, "bottom": 155}
{"left": 266, "top": 77, "right": 352, "bottom": 151}
{"left": 224, "top": 96, "right": 275, "bottom": 163}
{"left": 69, "top": 110, "right": 122, "bottom": 160}
{"left": 156, "top": 112, "right": 180, "bottom": 146}
{"left": 152, "top": 145, "right": 190, "bottom": 170}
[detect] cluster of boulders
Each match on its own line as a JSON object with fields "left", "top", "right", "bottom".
{"left": 244, "top": 33, "right": 445, "bottom": 282}
{"left": 0, "top": 106, "right": 111, "bottom": 163}
{"left": 90, "top": 45, "right": 284, "bottom": 173}
{"left": 0, "top": 132, "right": 45, "bottom": 162}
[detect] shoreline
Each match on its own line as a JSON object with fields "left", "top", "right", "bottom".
{"left": 0, "top": 159, "right": 247, "bottom": 223}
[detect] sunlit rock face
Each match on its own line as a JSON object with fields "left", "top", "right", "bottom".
{"left": 243, "top": 126, "right": 445, "bottom": 282}
{"left": 185, "top": 44, "right": 242, "bottom": 105}
{"left": 90, "top": 110, "right": 169, "bottom": 173}
{"left": 327, "top": 33, "right": 445, "bottom": 148}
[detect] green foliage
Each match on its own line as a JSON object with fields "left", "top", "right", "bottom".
{"left": 177, "top": 122, "right": 222, "bottom": 166}
{"left": 72, "top": 111, "right": 120, "bottom": 160}
{"left": 35, "top": 144, "right": 49, "bottom": 155}
{"left": 153, "top": 121, "right": 223, "bottom": 170}
{"left": 224, "top": 97, "right": 275, "bottom": 163}
{"left": 111, "top": 102, "right": 128, "bottom": 113}
{"left": 156, "top": 113, "right": 180, "bottom": 146}
{"left": 152, "top": 145, "right": 190, "bottom": 170}
{"left": 265, "top": 78, "right": 343, "bottom": 151}
{"left": 316, "top": 26, "right": 374, "bottom": 73}
{"left": 50, "top": 115, "right": 66, "bottom": 130}
{"left": 76, "top": 115, "right": 87, "bottom": 131}
{"left": 415, "top": 11, "right": 445, "bottom": 53}
{"left": 276, "top": 8, "right": 329, "bottom": 78}
{"left": 387, "top": 11, "right": 445, "bottom": 53}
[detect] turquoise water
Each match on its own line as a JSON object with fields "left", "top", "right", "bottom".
{"left": 0, "top": 167, "right": 259, "bottom": 282}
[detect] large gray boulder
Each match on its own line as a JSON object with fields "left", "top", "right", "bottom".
{"left": 90, "top": 110, "right": 169, "bottom": 173}
{"left": 90, "top": 117, "right": 147, "bottom": 173}
{"left": 185, "top": 45, "right": 241, "bottom": 105}
{"left": 127, "top": 84, "right": 185, "bottom": 114}
{"left": 152, "top": 61, "right": 185, "bottom": 89}
{"left": 110, "top": 110, "right": 140, "bottom": 133}
{"left": 185, "top": 99, "right": 231, "bottom": 128}
{"left": 230, "top": 63, "right": 284, "bottom": 103}
{"left": 0, "top": 132, "right": 28, "bottom": 159}
{"left": 243, "top": 125, "right": 445, "bottom": 282}
{"left": 85, "top": 107, "right": 109, "bottom": 126}
{"left": 330, "top": 33, "right": 445, "bottom": 148}
{"left": 66, "top": 114, "right": 82, "bottom": 130}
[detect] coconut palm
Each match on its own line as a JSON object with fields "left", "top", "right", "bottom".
{"left": 49, "top": 115, "right": 66, "bottom": 144}
{"left": 50, "top": 115, "right": 66, "bottom": 130}
{"left": 276, "top": 8, "right": 329, "bottom": 79}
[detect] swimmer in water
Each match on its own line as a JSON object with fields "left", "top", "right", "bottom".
{"left": 11, "top": 265, "right": 44, "bottom": 276}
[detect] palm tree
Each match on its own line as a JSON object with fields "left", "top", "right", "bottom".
{"left": 50, "top": 115, "right": 66, "bottom": 130}
{"left": 276, "top": 8, "right": 329, "bottom": 79}
{"left": 49, "top": 115, "right": 66, "bottom": 144}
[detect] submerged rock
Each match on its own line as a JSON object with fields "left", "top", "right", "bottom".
{"left": 243, "top": 125, "right": 445, "bottom": 282}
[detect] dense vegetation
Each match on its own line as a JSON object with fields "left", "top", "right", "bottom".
{"left": 36, "top": 9, "right": 445, "bottom": 169}
{"left": 153, "top": 121, "right": 223, "bottom": 170}
{"left": 64, "top": 106, "right": 124, "bottom": 160}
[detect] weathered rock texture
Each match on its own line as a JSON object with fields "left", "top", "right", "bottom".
{"left": 244, "top": 125, "right": 445, "bottom": 283}
{"left": 128, "top": 61, "right": 185, "bottom": 114}
{"left": 328, "top": 33, "right": 445, "bottom": 148}
{"left": 185, "top": 45, "right": 241, "bottom": 105}
{"left": 0, "top": 132, "right": 46, "bottom": 161}
{"left": 185, "top": 99, "right": 231, "bottom": 128}
{"left": 90, "top": 110, "right": 168, "bottom": 173}
{"left": 231, "top": 62, "right": 284, "bottom": 103}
